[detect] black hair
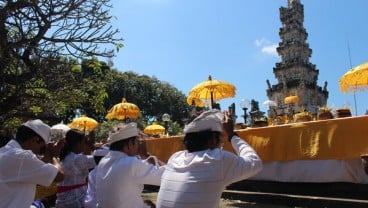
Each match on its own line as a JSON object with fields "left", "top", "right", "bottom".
{"left": 0, "top": 136, "right": 11, "bottom": 148}
{"left": 183, "top": 130, "right": 221, "bottom": 152}
{"left": 92, "top": 147, "right": 109, "bottom": 165}
{"left": 59, "top": 129, "right": 85, "bottom": 161}
{"left": 109, "top": 136, "right": 137, "bottom": 151}
{"left": 0, "top": 129, "right": 13, "bottom": 147}
{"left": 15, "top": 125, "right": 41, "bottom": 144}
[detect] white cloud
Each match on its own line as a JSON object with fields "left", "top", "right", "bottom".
{"left": 254, "top": 38, "right": 278, "bottom": 57}
{"left": 261, "top": 44, "right": 278, "bottom": 56}
{"left": 254, "top": 38, "right": 271, "bottom": 47}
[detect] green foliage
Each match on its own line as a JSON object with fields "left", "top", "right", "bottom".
{"left": 169, "top": 122, "right": 183, "bottom": 136}
{"left": 116, "top": 43, "right": 124, "bottom": 52}
{"left": 2, "top": 117, "right": 23, "bottom": 135}
{"left": 29, "top": 106, "right": 43, "bottom": 116}
{"left": 0, "top": 0, "right": 121, "bottom": 131}
{"left": 0, "top": 0, "right": 194, "bottom": 133}
{"left": 154, "top": 121, "right": 183, "bottom": 136}
{"left": 95, "top": 120, "right": 122, "bottom": 143}
{"left": 1, "top": 55, "right": 192, "bottom": 135}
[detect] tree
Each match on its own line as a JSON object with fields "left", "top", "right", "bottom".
{"left": 77, "top": 58, "right": 111, "bottom": 120}
{"left": 0, "top": 0, "right": 122, "bottom": 129}
{"left": 92, "top": 71, "right": 191, "bottom": 141}
{"left": 104, "top": 71, "right": 191, "bottom": 124}
{"left": 0, "top": 56, "right": 113, "bottom": 131}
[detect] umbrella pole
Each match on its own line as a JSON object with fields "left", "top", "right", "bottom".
{"left": 210, "top": 91, "right": 214, "bottom": 109}
{"left": 83, "top": 121, "right": 86, "bottom": 135}
{"left": 354, "top": 92, "right": 358, "bottom": 116}
{"left": 353, "top": 83, "right": 358, "bottom": 116}
{"left": 124, "top": 108, "right": 127, "bottom": 123}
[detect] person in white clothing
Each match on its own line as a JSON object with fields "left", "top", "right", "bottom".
{"left": 156, "top": 109, "right": 263, "bottom": 208}
{"left": 0, "top": 119, "right": 64, "bottom": 208}
{"left": 56, "top": 129, "right": 96, "bottom": 208}
{"left": 95, "top": 122, "right": 165, "bottom": 208}
{"left": 84, "top": 145, "right": 109, "bottom": 208}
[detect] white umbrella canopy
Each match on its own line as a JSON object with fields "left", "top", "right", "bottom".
{"left": 51, "top": 122, "right": 70, "bottom": 140}
{"left": 263, "top": 100, "right": 277, "bottom": 107}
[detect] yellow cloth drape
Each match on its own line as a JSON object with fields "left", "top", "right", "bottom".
{"left": 145, "top": 136, "right": 184, "bottom": 162}
{"left": 35, "top": 183, "right": 57, "bottom": 199}
{"left": 146, "top": 116, "right": 368, "bottom": 162}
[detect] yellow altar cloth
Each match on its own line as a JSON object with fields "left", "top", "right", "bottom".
{"left": 145, "top": 116, "right": 368, "bottom": 162}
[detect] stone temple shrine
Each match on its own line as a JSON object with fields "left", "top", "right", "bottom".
{"left": 266, "top": 0, "right": 329, "bottom": 118}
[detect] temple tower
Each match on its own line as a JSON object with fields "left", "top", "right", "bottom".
{"left": 266, "top": 0, "right": 329, "bottom": 117}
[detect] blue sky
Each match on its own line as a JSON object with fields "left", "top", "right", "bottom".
{"left": 108, "top": 0, "right": 368, "bottom": 122}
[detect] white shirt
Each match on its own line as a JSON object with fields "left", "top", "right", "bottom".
{"left": 0, "top": 140, "right": 58, "bottom": 208}
{"left": 156, "top": 136, "right": 263, "bottom": 208}
{"left": 84, "top": 168, "right": 97, "bottom": 208}
{"left": 95, "top": 151, "right": 165, "bottom": 208}
{"left": 56, "top": 152, "right": 95, "bottom": 208}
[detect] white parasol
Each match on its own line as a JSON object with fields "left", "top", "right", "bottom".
{"left": 263, "top": 100, "right": 277, "bottom": 107}
{"left": 51, "top": 122, "right": 70, "bottom": 140}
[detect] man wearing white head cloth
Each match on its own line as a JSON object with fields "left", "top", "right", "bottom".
{"left": 156, "top": 110, "right": 263, "bottom": 208}
{"left": 0, "top": 119, "right": 64, "bottom": 208}
{"left": 95, "top": 122, "right": 165, "bottom": 208}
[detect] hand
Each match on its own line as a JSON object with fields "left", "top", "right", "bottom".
{"left": 42, "top": 140, "right": 65, "bottom": 163}
{"left": 222, "top": 110, "right": 235, "bottom": 141}
{"left": 138, "top": 133, "right": 150, "bottom": 159}
{"left": 52, "top": 157, "right": 65, "bottom": 182}
{"left": 48, "top": 140, "right": 65, "bottom": 158}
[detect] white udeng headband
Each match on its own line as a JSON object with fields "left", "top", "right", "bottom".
{"left": 183, "top": 109, "right": 223, "bottom": 134}
{"left": 23, "top": 119, "right": 51, "bottom": 143}
{"left": 93, "top": 148, "right": 109, "bottom": 157}
{"left": 107, "top": 122, "right": 139, "bottom": 144}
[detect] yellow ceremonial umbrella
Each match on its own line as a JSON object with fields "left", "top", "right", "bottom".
{"left": 105, "top": 98, "right": 140, "bottom": 121}
{"left": 68, "top": 115, "right": 98, "bottom": 132}
{"left": 284, "top": 95, "right": 299, "bottom": 123}
{"left": 144, "top": 122, "right": 165, "bottom": 135}
{"left": 339, "top": 62, "right": 368, "bottom": 116}
{"left": 188, "top": 75, "right": 236, "bottom": 108}
{"left": 284, "top": 95, "right": 300, "bottom": 104}
{"left": 339, "top": 62, "right": 368, "bottom": 93}
{"left": 186, "top": 95, "right": 208, "bottom": 107}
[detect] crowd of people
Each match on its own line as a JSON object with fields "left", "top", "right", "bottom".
{"left": 0, "top": 109, "right": 263, "bottom": 208}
